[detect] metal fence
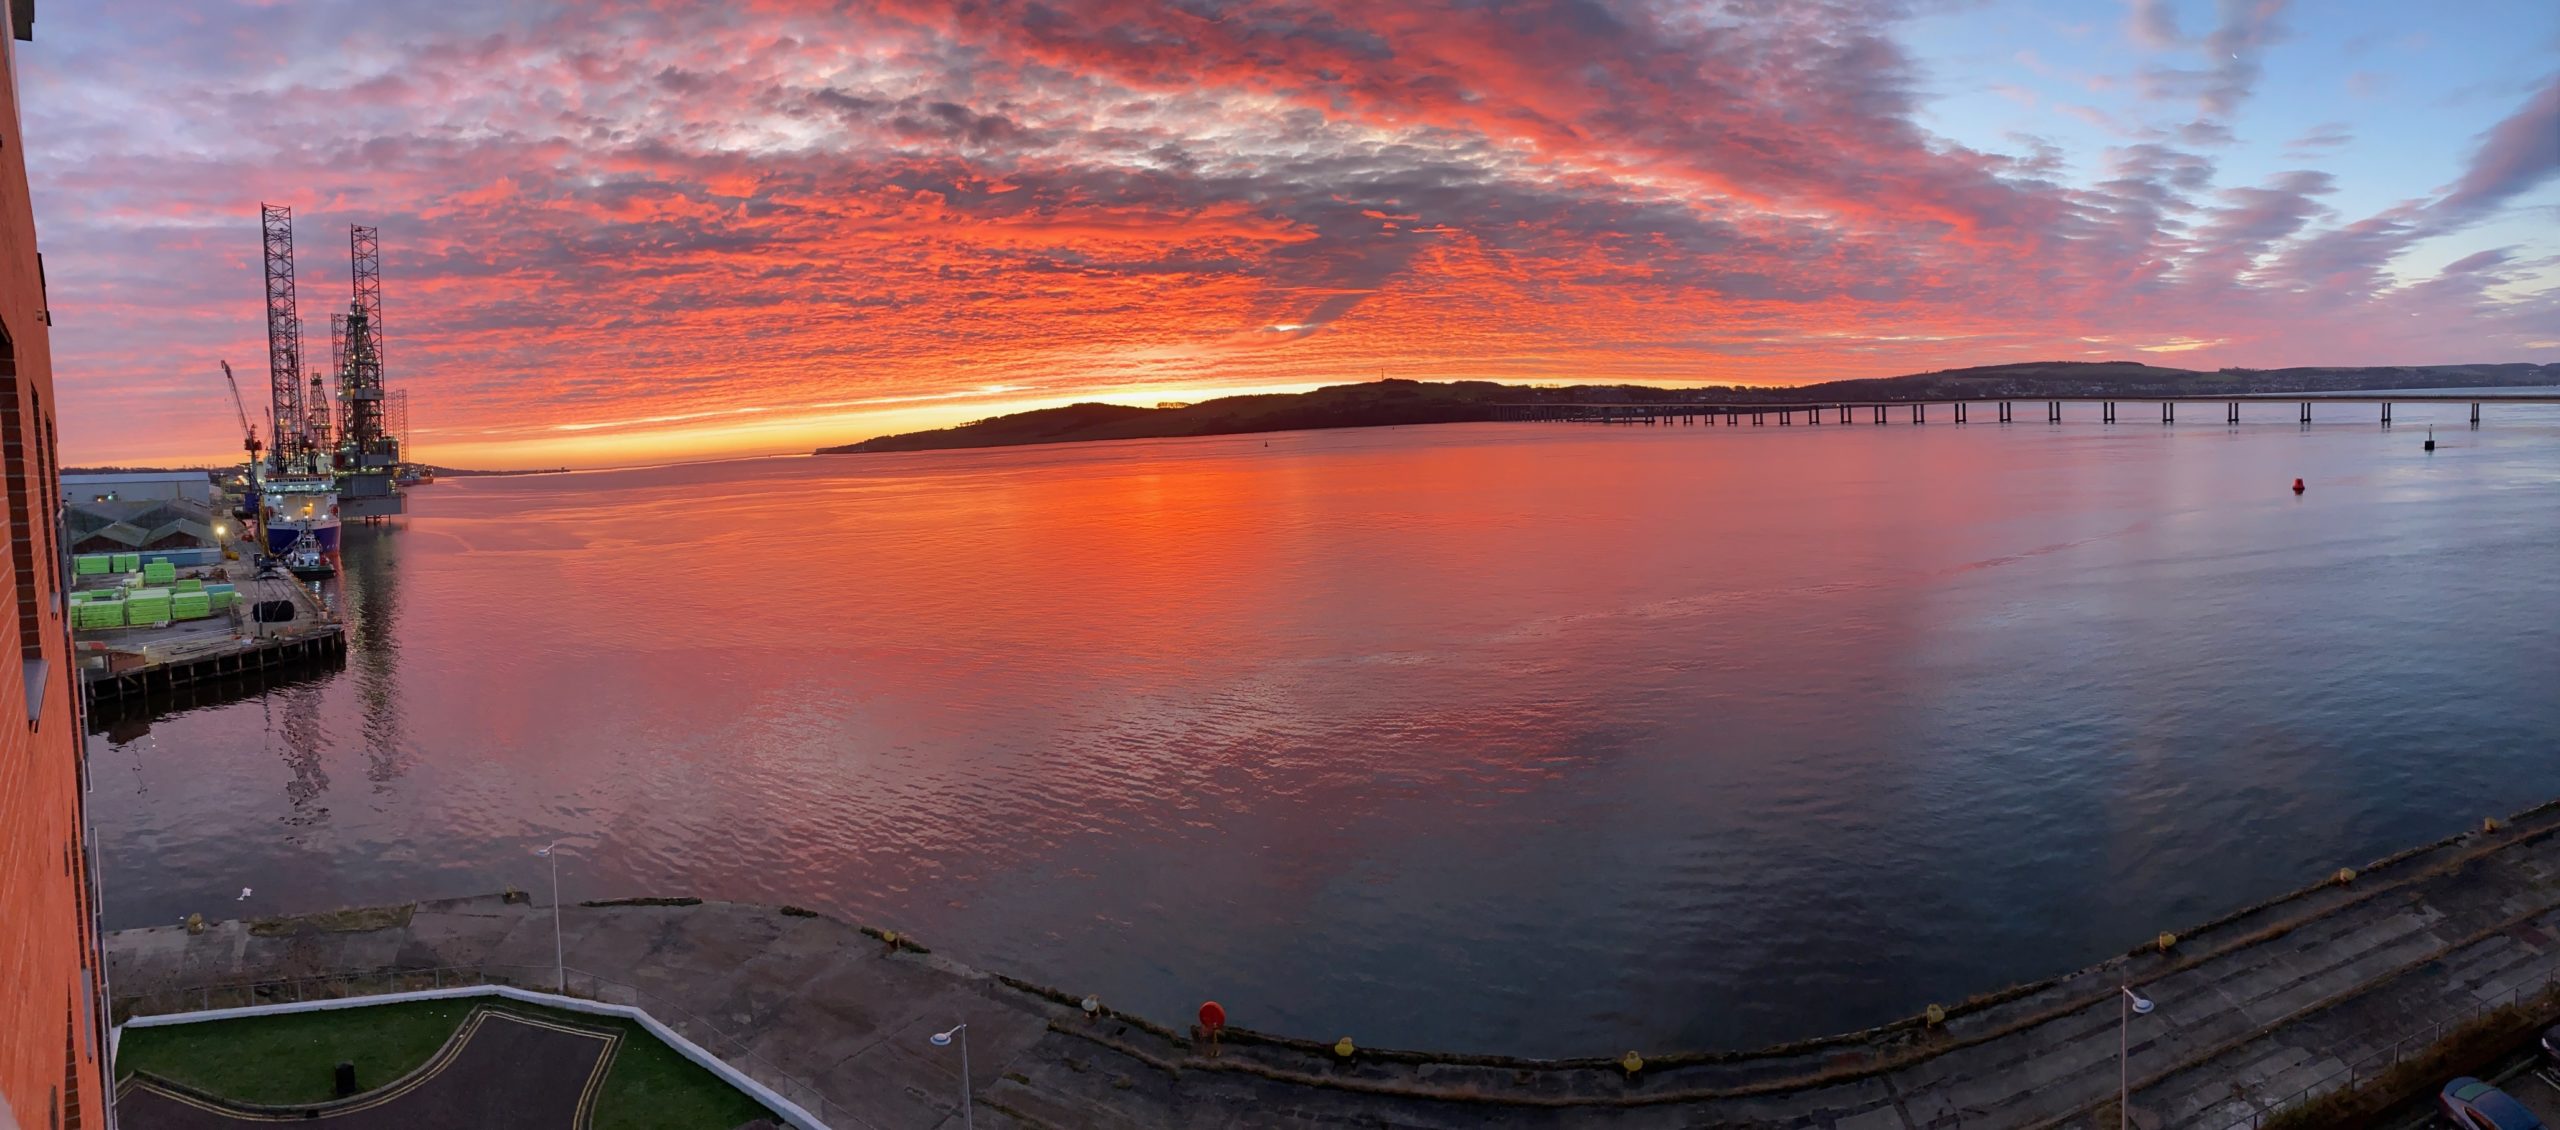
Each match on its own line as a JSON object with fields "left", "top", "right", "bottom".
{"left": 2212, "top": 964, "right": 2560, "bottom": 1129}
{"left": 118, "top": 961, "right": 894, "bottom": 1130}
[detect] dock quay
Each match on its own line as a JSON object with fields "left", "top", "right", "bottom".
{"left": 73, "top": 538, "right": 345, "bottom": 708}
{"left": 1499, "top": 392, "right": 2560, "bottom": 428}
{"left": 106, "top": 796, "right": 2560, "bottom": 1129}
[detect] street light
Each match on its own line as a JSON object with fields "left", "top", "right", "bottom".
{"left": 929, "top": 1023, "right": 972, "bottom": 1130}
{"left": 534, "top": 842, "right": 565, "bottom": 992}
{"left": 2120, "top": 981, "right": 2155, "bottom": 1129}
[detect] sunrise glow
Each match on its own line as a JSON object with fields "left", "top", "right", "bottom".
{"left": 23, "top": 1, "right": 2559, "bottom": 468}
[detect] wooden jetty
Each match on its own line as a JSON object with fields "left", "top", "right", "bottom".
{"left": 1496, "top": 392, "right": 2560, "bottom": 428}
{"left": 75, "top": 540, "right": 348, "bottom": 707}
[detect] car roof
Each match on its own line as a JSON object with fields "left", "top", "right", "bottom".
{"left": 2446, "top": 1080, "right": 2544, "bottom": 1129}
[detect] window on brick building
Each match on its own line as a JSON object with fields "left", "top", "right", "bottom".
{"left": 0, "top": 321, "right": 34, "bottom": 663}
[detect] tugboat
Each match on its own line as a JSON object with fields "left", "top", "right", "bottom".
{"left": 281, "top": 523, "right": 335, "bottom": 580}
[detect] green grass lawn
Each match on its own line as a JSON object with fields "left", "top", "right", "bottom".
{"left": 116, "top": 998, "right": 774, "bottom": 1129}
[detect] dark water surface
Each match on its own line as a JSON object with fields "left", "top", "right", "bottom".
{"left": 91, "top": 405, "right": 2560, "bottom": 1056}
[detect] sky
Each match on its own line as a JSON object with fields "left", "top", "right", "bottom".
{"left": 20, "top": 0, "right": 2560, "bottom": 469}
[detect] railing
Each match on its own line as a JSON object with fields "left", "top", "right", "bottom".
{"left": 2213, "top": 965, "right": 2560, "bottom": 1129}
{"left": 117, "top": 961, "right": 889, "bottom": 1130}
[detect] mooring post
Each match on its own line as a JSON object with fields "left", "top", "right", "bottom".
{"left": 2227, "top": 401, "right": 2239, "bottom": 424}
{"left": 2300, "top": 401, "right": 2310, "bottom": 424}
{"left": 2380, "top": 402, "right": 2391, "bottom": 428}
{"left": 2162, "top": 401, "right": 2173, "bottom": 425}
{"left": 2471, "top": 402, "right": 2481, "bottom": 428}
{"left": 2048, "top": 400, "right": 2060, "bottom": 423}
{"left": 1955, "top": 402, "right": 1967, "bottom": 423}
{"left": 1874, "top": 405, "right": 1885, "bottom": 425}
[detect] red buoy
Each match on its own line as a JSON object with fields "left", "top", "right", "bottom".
{"left": 2292, "top": 478, "right": 2305, "bottom": 494}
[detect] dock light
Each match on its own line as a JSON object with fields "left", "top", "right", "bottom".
{"left": 2119, "top": 982, "right": 2156, "bottom": 1130}
{"left": 928, "top": 1024, "right": 973, "bottom": 1129}
{"left": 534, "top": 842, "right": 566, "bottom": 992}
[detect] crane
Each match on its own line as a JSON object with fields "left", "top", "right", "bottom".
{"left": 219, "top": 360, "right": 263, "bottom": 465}
{"left": 219, "top": 360, "right": 266, "bottom": 557}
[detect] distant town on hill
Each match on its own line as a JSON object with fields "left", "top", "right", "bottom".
{"left": 819, "top": 361, "right": 2560, "bottom": 456}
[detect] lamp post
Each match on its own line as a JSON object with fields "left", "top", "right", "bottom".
{"left": 930, "top": 1023, "right": 972, "bottom": 1130}
{"left": 534, "top": 842, "right": 564, "bottom": 992}
{"left": 2120, "top": 980, "right": 2154, "bottom": 1129}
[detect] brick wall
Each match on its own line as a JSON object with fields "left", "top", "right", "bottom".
{"left": 0, "top": 3, "right": 116, "bottom": 1127}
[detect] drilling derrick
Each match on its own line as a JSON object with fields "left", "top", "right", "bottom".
{"left": 337, "top": 224, "right": 405, "bottom": 519}
{"left": 329, "top": 311, "right": 348, "bottom": 424}
{"left": 260, "top": 203, "right": 311, "bottom": 474}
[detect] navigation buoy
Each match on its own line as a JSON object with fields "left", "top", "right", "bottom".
{"left": 2291, "top": 478, "right": 2305, "bottom": 494}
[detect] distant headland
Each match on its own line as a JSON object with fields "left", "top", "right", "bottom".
{"left": 818, "top": 361, "right": 2560, "bottom": 456}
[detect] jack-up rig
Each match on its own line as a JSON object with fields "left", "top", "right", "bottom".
{"left": 234, "top": 204, "right": 409, "bottom": 566}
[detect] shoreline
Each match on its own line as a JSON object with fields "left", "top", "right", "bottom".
{"left": 106, "top": 793, "right": 2560, "bottom": 1127}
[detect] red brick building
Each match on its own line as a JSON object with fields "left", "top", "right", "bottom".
{"left": 0, "top": 2, "right": 116, "bottom": 1127}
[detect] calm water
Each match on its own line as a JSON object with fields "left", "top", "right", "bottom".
{"left": 90, "top": 403, "right": 2560, "bottom": 1056}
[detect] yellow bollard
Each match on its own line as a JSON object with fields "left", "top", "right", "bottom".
{"left": 2333, "top": 867, "right": 2357, "bottom": 885}
{"left": 2157, "top": 931, "right": 2178, "bottom": 953}
{"left": 1619, "top": 1051, "right": 1644, "bottom": 1077}
{"left": 1924, "top": 1004, "right": 1946, "bottom": 1027}
{"left": 2484, "top": 817, "right": 2504, "bottom": 834}
{"left": 1334, "top": 1037, "right": 1355, "bottom": 1060}
{"left": 185, "top": 912, "right": 204, "bottom": 935}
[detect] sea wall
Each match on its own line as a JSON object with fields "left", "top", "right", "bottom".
{"left": 105, "top": 797, "right": 2560, "bottom": 1129}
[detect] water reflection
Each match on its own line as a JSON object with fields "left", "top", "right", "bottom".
{"left": 83, "top": 410, "right": 2560, "bottom": 1056}
{"left": 340, "top": 523, "right": 409, "bottom": 785}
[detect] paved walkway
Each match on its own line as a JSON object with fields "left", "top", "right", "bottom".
{"left": 105, "top": 802, "right": 2560, "bottom": 1129}
{"left": 118, "top": 1007, "right": 619, "bottom": 1129}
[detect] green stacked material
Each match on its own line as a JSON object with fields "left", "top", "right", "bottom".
{"left": 208, "top": 591, "right": 236, "bottom": 612}
{"left": 124, "top": 587, "right": 172, "bottom": 627}
{"left": 174, "top": 579, "right": 205, "bottom": 593}
{"left": 114, "top": 552, "right": 142, "bottom": 572}
{"left": 143, "top": 561, "right": 177, "bottom": 584}
{"left": 69, "top": 590, "right": 102, "bottom": 604}
{"left": 203, "top": 583, "right": 236, "bottom": 597}
{"left": 75, "top": 554, "right": 111, "bottom": 575}
{"left": 171, "top": 591, "right": 213, "bottom": 620}
{"left": 75, "top": 601, "right": 123, "bottom": 630}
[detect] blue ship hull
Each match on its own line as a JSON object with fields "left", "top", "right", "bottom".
{"left": 265, "top": 522, "right": 341, "bottom": 557}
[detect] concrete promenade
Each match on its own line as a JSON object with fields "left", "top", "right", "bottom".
{"left": 106, "top": 800, "right": 2560, "bottom": 1129}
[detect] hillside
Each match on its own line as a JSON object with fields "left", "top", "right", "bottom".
{"left": 819, "top": 362, "right": 2560, "bottom": 455}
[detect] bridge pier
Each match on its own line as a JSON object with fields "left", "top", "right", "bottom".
{"left": 1954, "top": 402, "right": 1968, "bottom": 423}
{"left": 1873, "top": 405, "right": 1886, "bottom": 425}
{"left": 1910, "top": 403, "right": 1925, "bottom": 424}
{"left": 2380, "top": 402, "right": 2392, "bottom": 428}
{"left": 2299, "top": 402, "right": 2311, "bottom": 424}
{"left": 2103, "top": 401, "right": 2117, "bottom": 424}
{"left": 2472, "top": 402, "right": 2482, "bottom": 429}
{"left": 2048, "top": 400, "right": 2061, "bottom": 423}
{"left": 1998, "top": 401, "right": 2012, "bottom": 423}
{"left": 2227, "top": 401, "right": 2239, "bottom": 424}
{"left": 2162, "top": 401, "right": 2174, "bottom": 425}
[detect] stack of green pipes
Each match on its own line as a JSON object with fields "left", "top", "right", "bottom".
{"left": 73, "top": 554, "right": 111, "bottom": 575}
{"left": 74, "top": 600, "right": 123, "bottom": 630}
{"left": 204, "top": 583, "right": 237, "bottom": 612}
{"left": 113, "top": 552, "right": 141, "bottom": 572}
{"left": 170, "top": 590, "right": 212, "bottom": 621}
{"left": 141, "top": 560, "right": 177, "bottom": 585}
{"left": 124, "top": 587, "right": 172, "bottom": 627}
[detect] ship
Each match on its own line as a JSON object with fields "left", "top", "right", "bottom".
{"left": 260, "top": 476, "right": 341, "bottom": 557}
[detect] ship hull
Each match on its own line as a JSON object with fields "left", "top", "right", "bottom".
{"left": 264, "top": 520, "right": 340, "bottom": 557}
